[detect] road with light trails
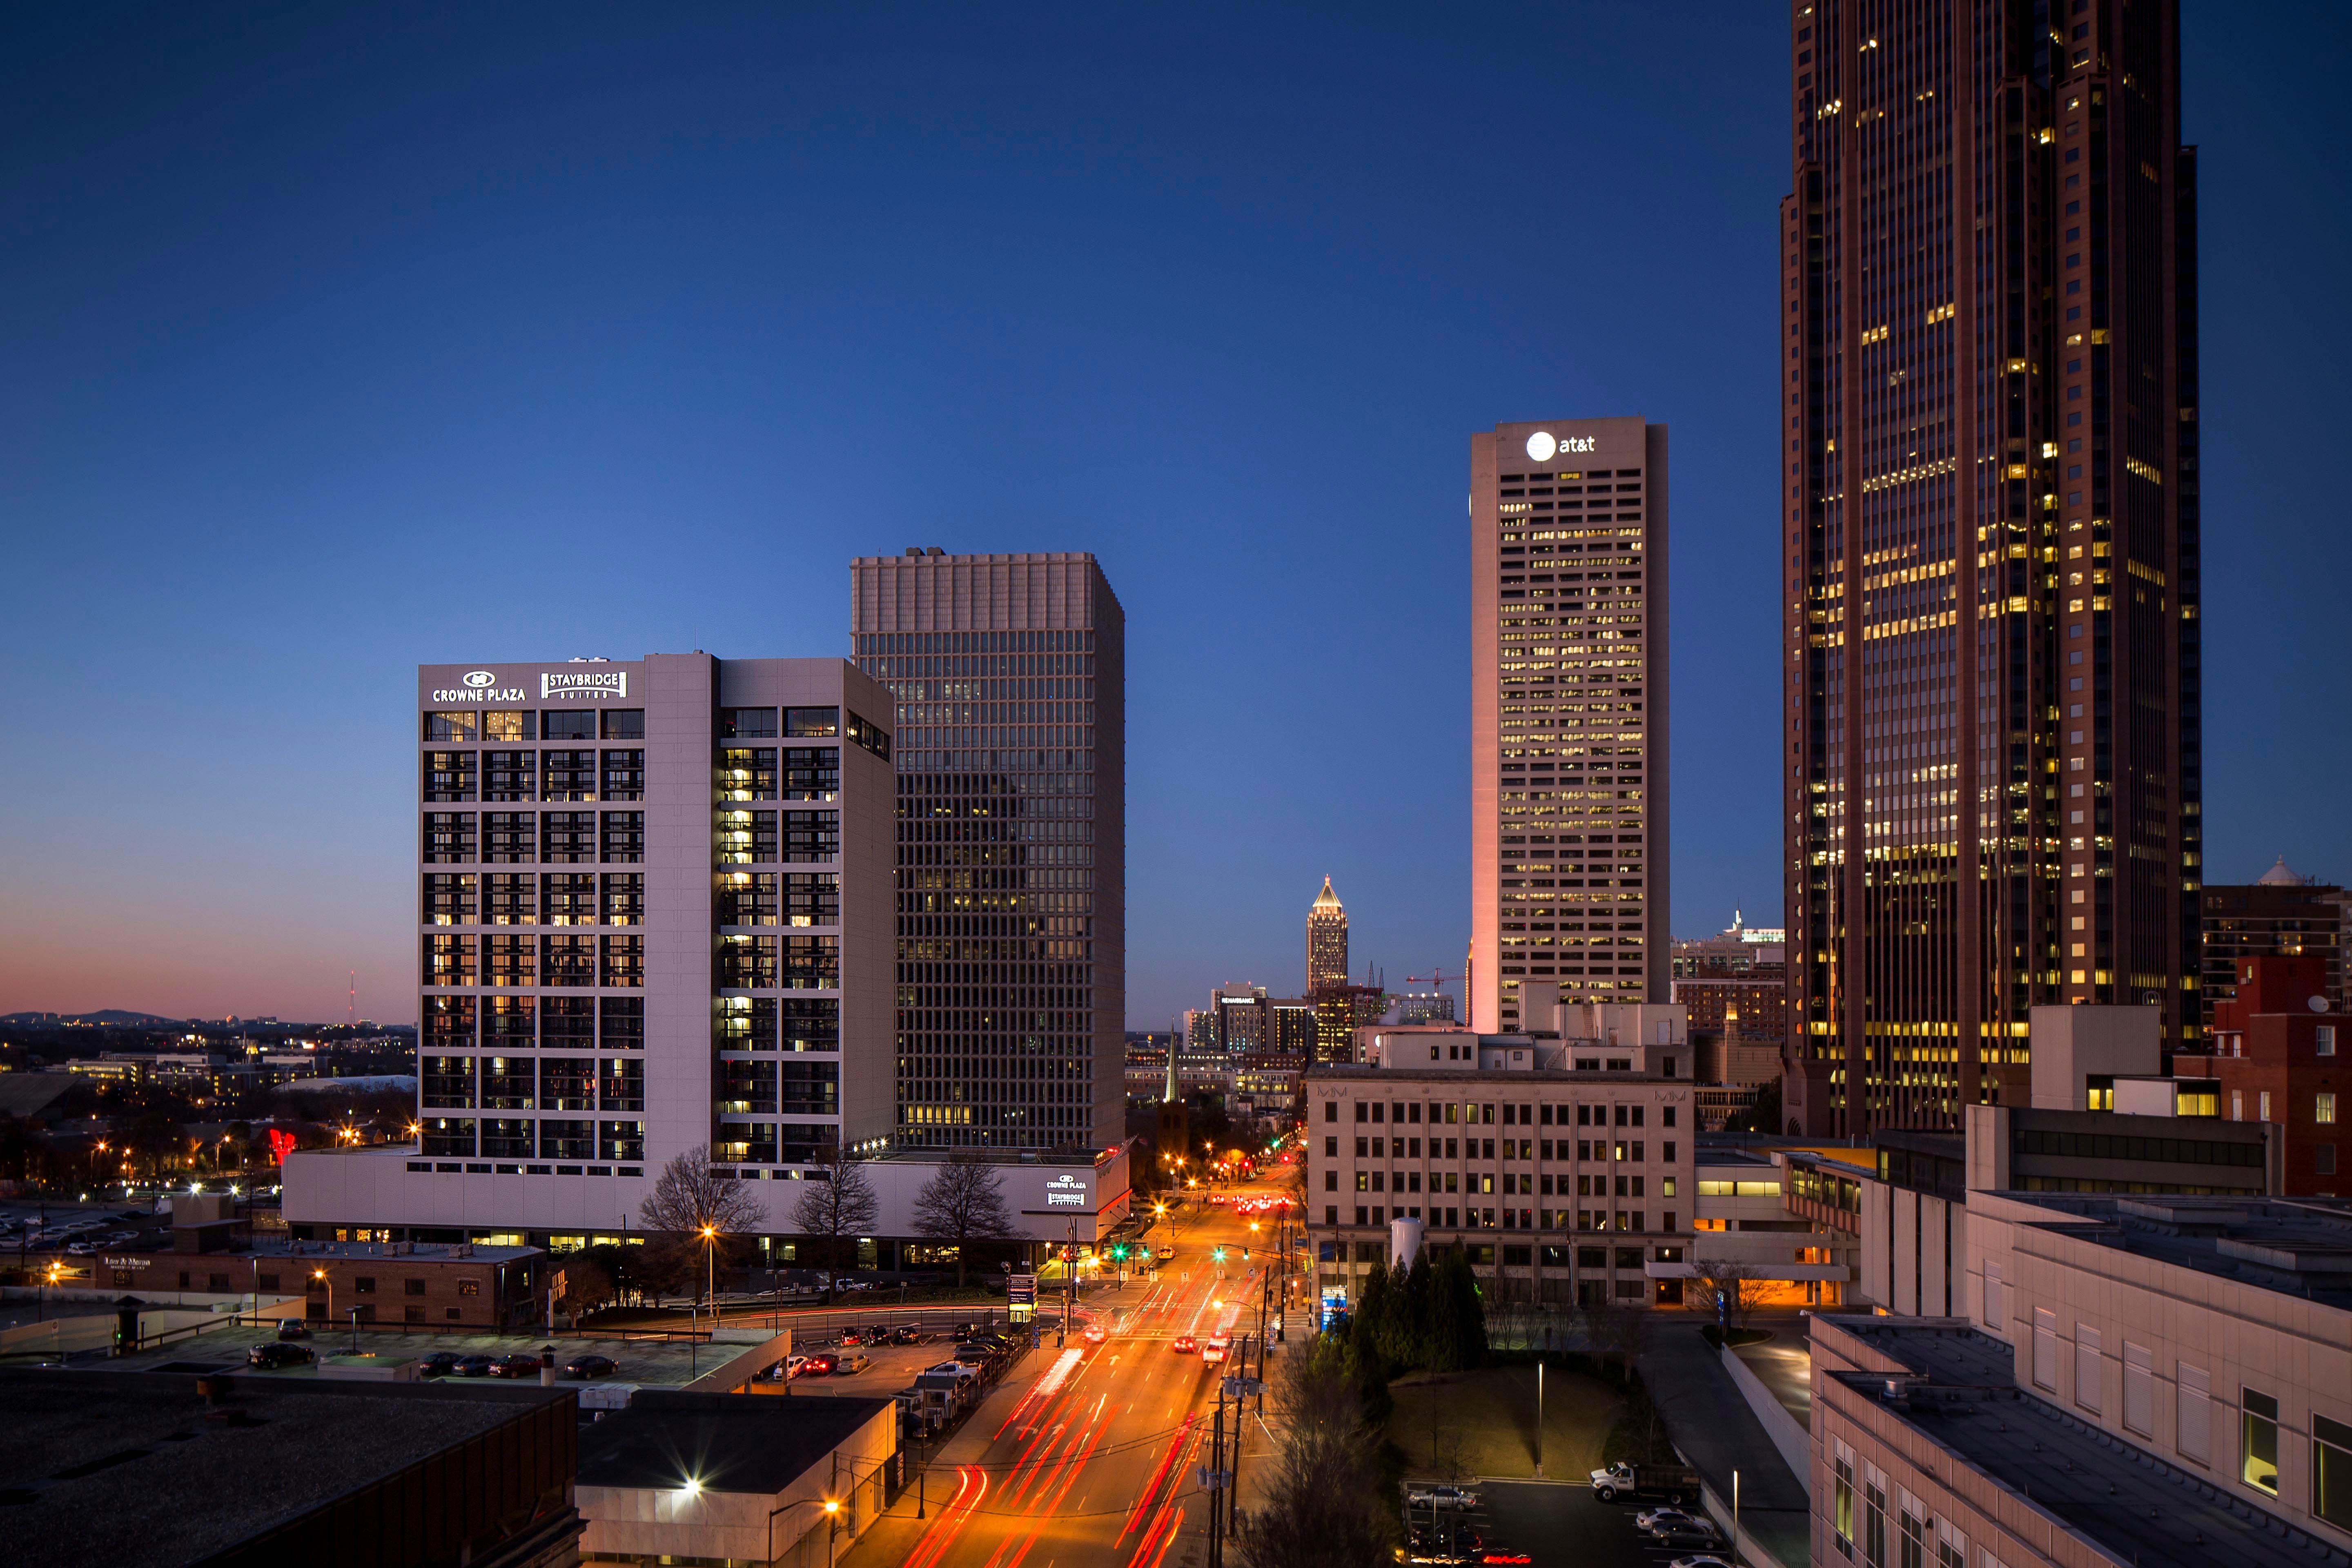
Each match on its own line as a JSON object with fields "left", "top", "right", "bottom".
{"left": 850, "top": 1177, "right": 1303, "bottom": 1568}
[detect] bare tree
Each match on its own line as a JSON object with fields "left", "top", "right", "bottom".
{"left": 791, "top": 1141, "right": 879, "bottom": 1303}
{"left": 556, "top": 1254, "right": 616, "bottom": 1320}
{"left": 637, "top": 1144, "right": 767, "bottom": 1306}
{"left": 1583, "top": 1296, "right": 1654, "bottom": 1388}
{"left": 909, "top": 1149, "right": 1020, "bottom": 1287}
{"left": 1429, "top": 1422, "right": 1472, "bottom": 1487}
{"left": 1236, "top": 1338, "right": 1395, "bottom": 1568}
{"left": 1695, "top": 1257, "right": 1764, "bottom": 1338}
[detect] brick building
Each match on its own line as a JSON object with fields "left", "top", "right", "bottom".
{"left": 2175, "top": 954, "right": 2347, "bottom": 1196}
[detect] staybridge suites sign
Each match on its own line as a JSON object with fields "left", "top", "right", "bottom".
{"left": 428, "top": 668, "right": 630, "bottom": 704}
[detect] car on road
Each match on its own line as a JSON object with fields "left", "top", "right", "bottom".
{"left": 419, "top": 1352, "right": 464, "bottom": 1378}
{"left": 835, "top": 1352, "right": 872, "bottom": 1374}
{"left": 1156, "top": 1246, "right": 1175, "bottom": 1259}
{"left": 1404, "top": 1484, "right": 1479, "bottom": 1511}
{"left": 1172, "top": 1334, "right": 1198, "bottom": 1355}
{"left": 1081, "top": 1323, "right": 1106, "bottom": 1345}
{"left": 247, "top": 1342, "right": 314, "bottom": 1369}
{"left": 1200, "top": 1336, "right": 1230, "bottom": 1364}
{"left": 564, "top": 1354, "right": 619, "bottom": 1379}
{"left": 454, "top": 1354, "right": 499, "bottom": 1378}
{"left": 802, "top": 1352, "right": 838, "bottom": 1376}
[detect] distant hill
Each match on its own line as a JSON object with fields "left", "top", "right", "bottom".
{"left": 0, "top": 1009, "right": 188, "bottom": 1027}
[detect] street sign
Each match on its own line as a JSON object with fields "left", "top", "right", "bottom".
{"left": 1008, "top": 1273, "right": 1037, "bottom": 1306}
{"left": 1221, "top": 1376, "right": 1263, "bottom": 1400}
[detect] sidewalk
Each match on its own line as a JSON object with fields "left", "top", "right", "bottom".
{"left": 1639, "top": 1323, "right": 1809, "bottom": 1568}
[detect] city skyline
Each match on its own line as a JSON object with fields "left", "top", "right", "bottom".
{"left": 2, "top": 5, "right": 2345, "bottom": 1032}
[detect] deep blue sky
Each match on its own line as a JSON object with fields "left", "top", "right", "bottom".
{"left": 3, "top": 3, "right": 2345, "bottom": 1027}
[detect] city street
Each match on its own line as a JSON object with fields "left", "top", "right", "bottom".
{"left": 845, "top": 1184, "right": 1297, "bottom": 1568}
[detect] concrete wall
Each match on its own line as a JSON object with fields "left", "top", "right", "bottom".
{"left": 2028, "top": 1004, "right": 2161, "bottom": 1109}
{"left": 1857, "top": 1179, "right": 1956, "bottom": 1314}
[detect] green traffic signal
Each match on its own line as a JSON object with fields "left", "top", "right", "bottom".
{"left": 1212, "top": 1246, "right": 1227, "bottom": 1263}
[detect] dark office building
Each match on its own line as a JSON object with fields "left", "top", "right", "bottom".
{"left": 2199, "top": 860, "right": 2346, "bottom": 1031}
{"left": 851, "top": 550, "right": 1125, "bottom": 1151}
{"left": 1781, "top": 1, "right": 2202, "bottom": 1135}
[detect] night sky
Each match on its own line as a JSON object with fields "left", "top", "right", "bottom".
{"left": 3, "top": 3, "right": 2344, "bottom": 1027}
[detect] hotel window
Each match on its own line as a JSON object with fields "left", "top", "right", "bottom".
{"left": 541, "top": 934, "right": 594, "bottom": 987}
{"left": 542, "top": 750, "right": 596, "bottom": 801}
{"left": 483, "top": 994, "right": 534, "bottom": 1045}
{"left": 717, "top": 810, "right": 777, "bottom": 865}
{"left": 486, "top": 934, "right": 535, "bottom": 987}
{"left": 542, "top": 995, "right": 594, "bottom": 1049}
{"left": 719, "top": 1058, "right": 777, "bottom": 1114}
{"left": 720, "top": 935, "right": 779, "bottom": 989}
{"left": 482, "top": 1118, "right": 533, "bottom": 1159}
{"left": 786, "top": 873, "right": 841, "bottom": 926}
{"left": 782, "top": 998, "right": 839, "bottom": 1052}
{"left": 598, "top": 1121, "right": 644, "bottom": 1162}
{"left": 424, "top": 873, "right": 477, "bottom": 926}
{"left": 539, "top": 1119, "right": 594, "bottom": 1160}
{"left": 718, "top": 995, "right": 777, "bottom": 1051}
{"left": 423, "top": 812, "right": 475, "bottom": 864}
{"left": 719, "top": 748, "right": 779, "bottom": 801}
{"left": 599, "top": 935, "right": 644, "bottom": 987}
{"left": 600, "top": 811, "right": 644, "bottom": 863}
{"left": 782, "top": 1059, "right": 840, "bottom": 1114}
{"left": 2245, "top": 1388, "right": 2281, "bottom": 1495}
{"left": 783, "top": 811, "right": 840, "bottom": 862}
{"left": 423, "top": 995, "right": 475, "bottom": 1050}
{"left": 2315, "top": 1412, "right": 2352, "bottom": 1531}
{"left": 543, "top": 811, "right": 596, "bottom": 863}
{"left": 599, "top": 1057, "right": 644, "bottom": 1111}
{"left": 421, "top": 1117, "right": 476, "bottom": 1157}
{"left": 540, "top": 873, "right": 592, "bottom": 926}
{"left": 423, "top": 751, "right": 477, "bottom": 802}
{"left": 846, "top": 711, "right": 890, "bottom": 760}
{"left": 422, "top": 1056, "right": 476, "bottom": 1108}
{"left": 601, "top": 708, "right": 643, "bottom": 740}
{"left": 717, "top": 873, "right": 779, "bottom": 927}
{"left": 600, "top": 749, "right": 643, "bottom": 800}
{"left": 483, "top": 750, "right": 535, "bottom": 801}
{"left": 2320, "top": 1025, "right": 2338, "bottom": 1058}
{"left": 721, "top": 706, "right": 778, "bottom": 738}
{"left": 783, "top": 748, "right": 840, "bottom": 800}
{"left": 481, "top": 1058, "right": 534, "bottom": 1110}
{"left": 782, "top": 935, "right": 841, "bottom": 989}
{"left": 425, "top": 711, "right": 477, "bottom": 742}
{"left": 483, "top": 710, "right": 530, "bottom": 742}
{"left": 786, "top": 706, "right": 839, "bottom": 737}
{"left": 719, "top": 1123, "right": 779, "bottom": 1165}
{"left": 601, "top": 873, "right": 643, "bottom": 925}
{"left": 483, "top": 811, "right": 537, "bottom": 864}
{"left": 541, "top": 1058, "right": 594, "bottom": 1111}
{"left": 600, "top": 996, "right": 644, "bottom": 1048}
{"left": 541, "top": 710, "right": 596, "bottom": 741}
{"left": 424, "top": 934, "right": 477, "bottom": 987}
{"left": 484, "top": 873, "right": 536, "bottom": 924}
{"left": 2321, "top": 1093, "right": 2339, "bottom": 1125}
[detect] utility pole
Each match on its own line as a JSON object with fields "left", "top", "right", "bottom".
{"left": 1209, "top": 1380, "right": 1225, "bottom": 1568}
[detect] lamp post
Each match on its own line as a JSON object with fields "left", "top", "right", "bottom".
{"left": 312, "top": 1267, "right": 331, "bottom": 1334}
{"left": 701, "top": 1223, "right": 717, "bottom": 1317}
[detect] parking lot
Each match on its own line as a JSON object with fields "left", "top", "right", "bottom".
{"left": 1402, "top": 1479, "right": 1731, "bottom": 1568}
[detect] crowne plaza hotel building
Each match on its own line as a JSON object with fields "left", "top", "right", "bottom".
{"left": 1780, "top": 0, "right": 2201, "bottom": 1135}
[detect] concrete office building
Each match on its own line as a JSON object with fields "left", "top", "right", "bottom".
{"left": 1471, "top": 416, "right": 1670, "bottom": 1031}
{"left": 851, "top": 550, "right": 1125, "bottom": 1152}
{"left": 1781, "top": 0, "right": 2204, "bottom": 1137}
{"left": 288, "top": 654, "right": 897, "bottom": 1233}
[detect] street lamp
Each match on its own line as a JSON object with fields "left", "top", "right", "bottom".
{"left": 313, "top": 1267, "right": 331, "bottom": 1332}
{"left": 701, "top": 1223, "right": 718, "bottom": 1312}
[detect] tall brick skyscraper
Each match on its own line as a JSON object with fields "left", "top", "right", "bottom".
{"left": 851, "top": 550, "right": 1125, "bottom": 1152}
{"left": 1780, "top": 2, "right": 2201, "bottom": 1136}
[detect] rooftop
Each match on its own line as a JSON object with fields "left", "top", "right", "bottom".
{"left": 249, "top": 1237, "right": 542, "bottom": 1263}
{"left": 1828, "top": 1319, "right": 2346, "bottom": 1568}
{"left": 0, "top": 1367, "right": 566, "bottom": 1567}
{"left": 2006, "top": 1193, "right": 2352, "bottom": 1311}
{"left": 579, "top": 1390, "right": 890, "bottom": 1495}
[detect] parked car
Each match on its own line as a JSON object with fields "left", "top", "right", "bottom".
{"left": 1665, "top": 1557, "right": 1735, "bottom": 1568}
{"left": 802, "top": 1352, "right": 838, "bottom": 1376}
{"left": 564, "top": 1354, "right": 619, "bottom": 1379}
{"left": 1591, "top": 1461, "right": 1700, "bottom": 1504}
{"left": 1405, "top": 1484, "right": 1480, "bottom": 1511}
{"left": 835, "top": 1352, "right": 872, "bottom": 1374}
{"left": 837, "top": 1328, "right": 871, "bottom": 1347}
{"left": 889, "top": 1325, "right": 924, "bottom": 1345}
{"left": 1172, "top": 1335, "right": 1198, "bottom": 1354}
{"left": 924, "top": 1361, "right": 978, "bottom": 1380}
{"left": 454, "top": 1354, "right": 499, "bottom": 1378}
{"left": 1635, "top": 1507, "right": 1705, "bottom": 1532}
{"left": 1647, "top": 1519, "right": 1726, "bottom": 1549}
{"left": 490, "top": 1354, "right": 543, "bottom": 1379}
{"left": 276, "top": 1319, "right": 311, "bottom": 1340}
{"left": 865, "top": 1324, "right": 891, "bottom": 1342}
{"left": 419, "top": 1352, "right": 464, "bottom": 1378}
{"left": 767, "top": 1355, "right": 808, "bottom": 1381}
{"left": 65, "top": 1241, "right": 100, "bottom": 1256}
{"left": 247, "top": 1342, "right": 314, "bottom": 1370}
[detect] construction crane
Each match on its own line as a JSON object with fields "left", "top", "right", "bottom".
{"left": 1405, "top": 967, "right": 1458, "bottom": 993}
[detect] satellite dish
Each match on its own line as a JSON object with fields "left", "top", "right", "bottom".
{"left": 2311, "top": 996, "right": 2331, "bottom": 1013}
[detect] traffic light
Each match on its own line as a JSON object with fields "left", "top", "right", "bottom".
{"left": 1212, "top": 1246, "right": 1227, "bottom": 1263}
{"left": 1241, "top": 1248, "right": 1251, "bottom": 1261}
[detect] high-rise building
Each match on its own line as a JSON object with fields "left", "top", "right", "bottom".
{"left": 1307, "top": 877, "right": 1350, "bottom": 989}
{"left": 851, "top": 550, "right": 1125, "bottom": 1151}
{"left": 1470, "top": 417, "right": 1671, "bottom": 1032}
{"left": 2199, "top": 859, "right": 2346, "bottom": 1031}
{"left": 1780, "top": 2, "right": 2201, "bottom": 1135}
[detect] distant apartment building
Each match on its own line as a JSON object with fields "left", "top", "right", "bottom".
{"left": 2201, "top": 860, "right": 2346, "bottom": 1031}
{"left": 1389, "top": 991, "right": 1457, "bottom": 1026}
{"left": 1308, "top": 998, "right": 1695, "bottom": 1311}
{"left": 1306, "top": 877, "right": 1349, "bottom": 989}
{"left": 1669, "top": 913, "right": 1784, "bottom": 976}
{"left": 1471, "top": 417, "right": 1670, "bottom": 1031}
{"left": 1311, "top": 984, "right": 1388, "bottom": 1065}
{"left": 2177, "top": 955, "right": 2348, "bottom": 1196}
{"left": 851, "top": 549, "right": 1126, "bottom": 1151}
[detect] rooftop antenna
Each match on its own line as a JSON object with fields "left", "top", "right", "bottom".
{"left": 347, "top": 971, "right": 356, "bottom": 1029}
